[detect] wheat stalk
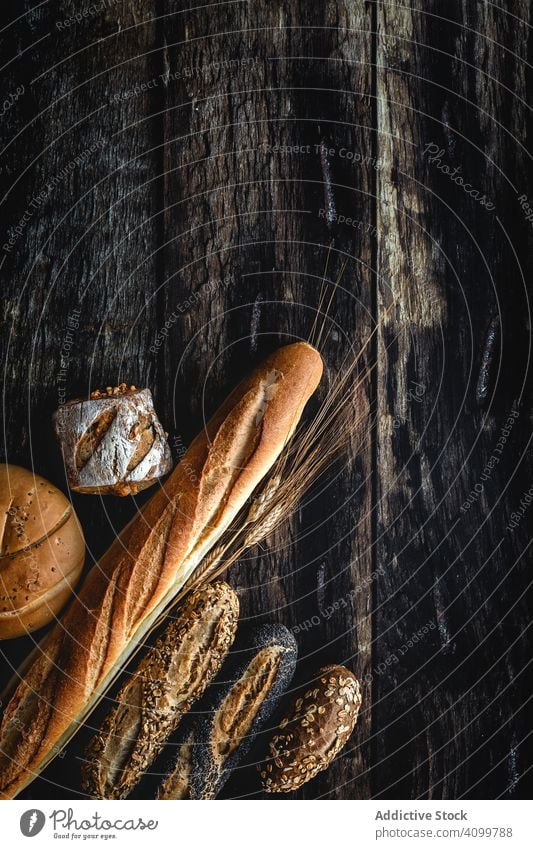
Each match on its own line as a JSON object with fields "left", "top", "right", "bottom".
{"left": 173, "top": 253, "right": 399, "bottom": 604}
{"left": 177, "top": 400, "right": 375, "bottom": 601}
{"left": 175, "top": 475, "right": 284, "bottom": 599}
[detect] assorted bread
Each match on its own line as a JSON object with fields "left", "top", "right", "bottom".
{"left": 53, "top": 384, "right": 173, "bottom": 496}
{"left": 0, "top": 464, "right": 85, "bottom": 639}
{"left": 157, "top": 623, "right": 298, "bottom": 800}
{"left": 0, "top": 344, "right": 363, "bottom": 798}
{"left": 81, "top": 581, "right": 239, "bottom": 799}
{"left": 259, "top": 664, "right": 362, "bottom": 793}
{"left": 0, "top": 342, "right": 323, "bottom": 799}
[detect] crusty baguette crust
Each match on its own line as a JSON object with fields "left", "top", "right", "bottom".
{"left": 0, "top": 342, "right": 322, "bottom": 798}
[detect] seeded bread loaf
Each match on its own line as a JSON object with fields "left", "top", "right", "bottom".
{"left": 157, "top": 623, "right": 298, "bottom": 800}
{"left": 260, "top": 664, "right": 361, "bottom": 792}
{"left": 0, "top": 342, "right": 322, "bottom": 799}
{"left": 81, "top": 581, "right": 239, "bottom": 799}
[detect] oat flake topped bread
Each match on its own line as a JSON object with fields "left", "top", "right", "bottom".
{"left": 82, "top": 581, "right": 239, "bottom": 799}
{"left": 260, "top": 664, "right": 362, "bottom": 792}
{"left": 0, "top": 342, "right": 322, "bottom": 799}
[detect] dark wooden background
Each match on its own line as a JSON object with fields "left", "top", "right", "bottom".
{"left": 0, "top": 1, "right": 532, "bottom": 800}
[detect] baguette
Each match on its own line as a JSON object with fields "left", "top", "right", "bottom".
{"left": 0, "top": 342, "right": 322, "bottom": 799}
{"left": 81, "top": 581, "right": 239, "bottom": 799}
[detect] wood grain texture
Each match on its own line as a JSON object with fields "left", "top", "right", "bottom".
{"left": 0, "top": 0, "right": 531, "bottom": 800}
{"left": 375, "top": 0, "right": 532, "bottom": 799}
{"left": 0, "top": 1, "right": 162, "bottom": 540}
{"left": 158, "top": 0, "right": 374, "bottom": 800}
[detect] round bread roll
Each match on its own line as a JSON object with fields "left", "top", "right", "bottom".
{"left": 0, "top": 464, "right": 85, "bottom": 639}
{"left": 260, "top": 664, "right": 362, "bottom": 792}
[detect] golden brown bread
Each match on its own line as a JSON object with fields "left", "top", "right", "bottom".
{"left": 260, "top": 664, "right": 362, "bottom": 792}
{"left": 0, "top": 342, "right": 322, "bottom": 798}
{"left": 81, "top": 581, "right": 239, "bottom": 799}
{"left": 0, "top": 464, "right": 85, "bottom": 639}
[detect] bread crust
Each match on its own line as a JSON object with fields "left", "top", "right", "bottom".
{"left": 0, "top": 465, "right": 73, "bottom": 554}
{"left": 0, "top": 342, "right": 322, "bottom": 798}
{"left": 0, "top": 465, "right": 85, "bottom": 639}
{"left": 53, "top": 387, "right": 173, "bottom": 496}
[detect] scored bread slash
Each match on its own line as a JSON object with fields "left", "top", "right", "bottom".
{"left": 81, "top": 581, "right": 239, "bottom": 799}
{"left": 157, "top": 623, "right": 298, "bottom": 800}
{"left": 53, "top": 385, "right": 173, "bottom": 496}
{"left": 260, "top": 664, "right": 362, "bottom": 793}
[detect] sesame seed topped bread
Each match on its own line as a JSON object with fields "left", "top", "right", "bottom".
{"left": 0, "top": 342, "right": 323, "bottom": 799}
{"left": 81, "top": 581, "right": 239, "bottom": 799}
{"left": 260, "top": 664, "right": 362, "bottom": 793}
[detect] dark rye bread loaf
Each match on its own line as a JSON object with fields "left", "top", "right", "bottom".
{"left": 157, "top": 624, "right": 298, "bottom": 800}
{"left": 81, "top": 582, "right": 239, "bottom": 799}
{"left": 260, "top": 664, "right": 362, "bottom": 792}
{"left": 0, "top": 343, "right": 322, "bottom": 799}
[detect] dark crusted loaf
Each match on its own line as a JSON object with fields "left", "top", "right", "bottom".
{"left": 157, "top": 623, "right": 298, "bottom": 799}
{"left": 81, "top": 582, "right": 239, "bottom": 799}
{"left": 260, "top": 664, "right": 362, "bottom": 792}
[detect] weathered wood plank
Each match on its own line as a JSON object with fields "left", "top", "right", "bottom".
{"left": 375, "top": 0, "right": 532, "bottom": 799}
{"left": 0, "top": 1, "right": 161, "bottom": 798}
{"left": 158, "top": 0, "right": 375, "bottom": 799}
